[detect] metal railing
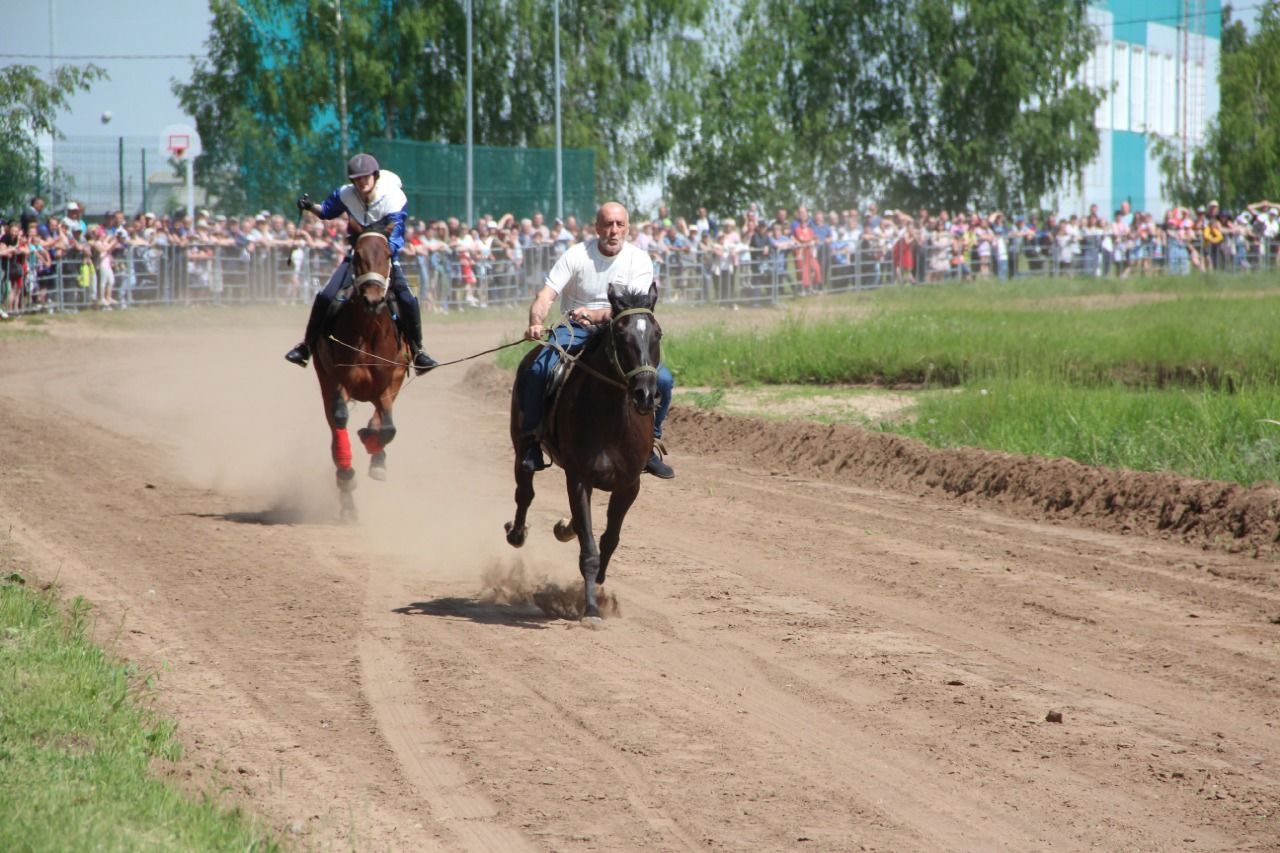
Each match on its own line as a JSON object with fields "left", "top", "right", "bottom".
{"left": 4, "top": 234, "right": 1276, "bottom": 316}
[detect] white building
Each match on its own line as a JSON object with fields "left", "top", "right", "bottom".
{"left": 1053, "top": 1, "right": 1221, "bottom": 218}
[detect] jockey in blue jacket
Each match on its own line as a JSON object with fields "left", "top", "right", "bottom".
{"left": 284, "top": 153, "right": 438, "bottom": 374}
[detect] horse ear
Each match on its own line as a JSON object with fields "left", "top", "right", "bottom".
{"left": 607, "top": 283, "right": 623, "bottom": 315}
{"left": 647, "top": 282, "right": 659, "bottom": 310}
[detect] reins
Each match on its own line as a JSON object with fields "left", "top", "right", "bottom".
{"left": 326, "top": 306, "right": 657, "bottom": 390}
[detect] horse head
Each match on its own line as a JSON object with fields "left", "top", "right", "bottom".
{"left": 606, "top": 283, "right": 662, "bottom": 414}
{"left": 347, "top": 217, "right": 395, "bottom": 311}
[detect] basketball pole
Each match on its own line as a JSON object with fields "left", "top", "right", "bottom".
{"left": 185, "top": 153, "right": 195, "bottom": 224}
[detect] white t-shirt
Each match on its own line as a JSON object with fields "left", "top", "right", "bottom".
{"left": 545, "top": 238, "right": 653, "bottom": 311}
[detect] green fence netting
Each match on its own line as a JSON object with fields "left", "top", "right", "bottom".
{"left": 367, "top": 139, "right": 595, "bottom": 224}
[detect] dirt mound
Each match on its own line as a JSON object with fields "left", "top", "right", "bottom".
{"left": 466, "top": 363, "right": 1280, "bottom": 557}
{"left": 670, "top": 407, "right": 1280, "bottom": 557}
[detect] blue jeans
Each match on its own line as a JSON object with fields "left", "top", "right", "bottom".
{"left": 518, "top": 321, "right": 673, "bottom": 439}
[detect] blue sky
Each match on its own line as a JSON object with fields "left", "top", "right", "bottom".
{"left": 1, "top": 0, "right": 211, "bottom": 138}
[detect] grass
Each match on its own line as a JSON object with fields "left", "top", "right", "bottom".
{"left": 658, "top": 271, "right": 1280, "bottom": 486}
{"left": 885, "top": 380, "right": 1280, "bottom": 485}
{"left": 0, "top": 574, "right": 278, "bottom": 852}
{"left": 664, "top": 273, "right": 1280, "bottom": 389}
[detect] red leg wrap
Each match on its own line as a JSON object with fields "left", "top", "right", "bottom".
{"left": 360, "top": 431, "right": 382, "bottom": 454}
{"left": 332, "top": 429, "right": 353, "bottom": 469}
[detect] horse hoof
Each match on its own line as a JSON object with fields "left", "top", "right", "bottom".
{"left": 339, "top": 491, "right": 358, "bottom": 523}
{"left": 553, "top": 517, "right": 576, "bottom": 542}
{"left": 336, "top": 467, "right": 357, "bottom": 491}
{"left": 368, "top": 466, "right": 387, "bottom": 481}
{"left": 504, "top": 521, "right": 528, "bottom": 548}
{"left": 369, "top": 452, "right": 387, "bottom": 481}
{"left": 581, "top": 615, "right": 604, "bottom": 629}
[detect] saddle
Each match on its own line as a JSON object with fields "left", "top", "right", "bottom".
{"left": 532, "top": 359, "right": 572, "bottom": 448}
{"left": 321, "top": 277, "right": 400, "bottom": 345}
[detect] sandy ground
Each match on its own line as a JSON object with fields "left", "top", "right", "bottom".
{"left": 1, "top": 308, "right": 1278, "bottom": 852}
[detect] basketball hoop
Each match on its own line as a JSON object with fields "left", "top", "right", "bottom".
{"left": 158, "top": 124, "right": 201, "bottom": 162}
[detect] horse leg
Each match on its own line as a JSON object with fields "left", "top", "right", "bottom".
{"left": 359, "top": 407, "right": 391, "bottom": 481}
{"left": 566, "top": 477, "right": 602, "bottom": 620}
{"left": 318, "top": 370, "right": 357, "bottom": 522}
{"left": 596, "top": 480, "right": 639, "bottom": 586}
{"left": 505, "top": 459, "right": 534, "bottom": 548}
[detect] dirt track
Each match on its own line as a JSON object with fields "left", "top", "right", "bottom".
{"left": 2, "top": 310, "right": 1278, "bottom": 852}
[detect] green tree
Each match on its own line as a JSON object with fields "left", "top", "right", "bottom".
{"left": 0, "top": 64, "right": 107, "bottom": 213}
{"left": 175, "top": 0, "right": 708, "bottom": 214}
{"left": 1159, "top": 2, "right": 1280, "bottom": 210}
{"left": 669, "top": 0, "right": 1101, "bottom": 214}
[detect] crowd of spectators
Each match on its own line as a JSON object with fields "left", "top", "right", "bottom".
{"left": 3, "top": 193, "right": 1280, "bottom": 316}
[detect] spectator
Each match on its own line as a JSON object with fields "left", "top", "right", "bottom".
{"left": 62, "top": 202, "right": 87, "bottom": 240}
{"left": 21, "top": 197, "right": 44, "bottom": 231}
{"left": 793, "top": 212, "right": 822, "bottom": 293}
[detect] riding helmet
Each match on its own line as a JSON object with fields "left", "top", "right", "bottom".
{"left": 346, "top": 153, "right": 380, "bottom": 179}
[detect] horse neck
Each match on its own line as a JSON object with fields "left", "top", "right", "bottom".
{"left": 336, "top": 295, "right": 395, "bottom": 343}
{"left": 577, "top": 339, "right": 648, "bottom": 427}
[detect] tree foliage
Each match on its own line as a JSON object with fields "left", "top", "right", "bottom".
{"left": 669, "top": 0, "right": 1101, "bottom": 214}
{"left": 0, "top": 64, "right": 107, "bottom": 213}
{"left": 175, "top": 0, "right": 708, "bottom": 213}
{"left": 1159, "top": 2, "right": 1280, "bottom": 210}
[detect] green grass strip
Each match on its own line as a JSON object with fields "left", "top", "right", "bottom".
{"left": 0, "top": 579, "right": 278, "bottom": 852}
{"left": 882, "top": 379, "right": 1280, "bottom": 486}
{"left": 665, "top": 274, "right": 1280, "bottom": 389}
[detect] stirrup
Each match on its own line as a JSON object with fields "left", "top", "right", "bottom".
{"left": 520, "top": 439, "right": 548, "bottom": 473}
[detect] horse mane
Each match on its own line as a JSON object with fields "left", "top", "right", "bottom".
{"left": 579, "top": 286, "right": 656, "bottom": 359}
{"left": 347, "top": 214, "right": 394, "bottom": 246}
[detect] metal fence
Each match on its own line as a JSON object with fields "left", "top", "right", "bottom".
{"left": 4, "top": 234, "right": 1277, "bottom": 317}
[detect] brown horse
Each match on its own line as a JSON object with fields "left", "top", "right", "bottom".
{"left": 312, "top": 216, "right": 410, "bottom": 521}
{"left": 505, "top": 284, "right": 662, "bottom": 620}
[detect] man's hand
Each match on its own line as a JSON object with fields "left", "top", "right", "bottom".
{"left": 296, "top": 194, "right": 314, "bottom": 215}
{"left": 525, "top": 323, "right": 545, "bottom": 342}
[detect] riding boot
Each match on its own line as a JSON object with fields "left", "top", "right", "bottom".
{"left": 394, "top": 291, "right": 439, "bottom": 375}
{"left": 644, "top": 446, "right": 675, "bottom": 479}
{"left": 520, "top": 434, "right": 548, "bottom": 473}
{"left": 284, "top": 293, "right": 331, "bottom": 367}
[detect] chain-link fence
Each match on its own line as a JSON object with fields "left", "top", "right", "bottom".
{"left": 3, "top": 233, "right": 1276, "bottom": 318}
{"left": 42, "top": 135, "right": 177, "bottom": 218}
{"left": 367, "top": 139, "right": 596, "bottom": 224}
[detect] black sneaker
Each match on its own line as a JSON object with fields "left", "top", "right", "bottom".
{"left": 284, "top": 342, "right": 310, "bottom": 367}
{"left": 413, "top": 351, "right": 439, "bottom": 375}
{"left": 520, "top": 441, "right": 548, "bottom": 473}
{"left": 644, "top": 448, "right": 675, "bottom": 479}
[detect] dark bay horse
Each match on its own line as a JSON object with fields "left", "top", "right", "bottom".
{"left": 312, "top": 216, "right": 410, "bottom": 521}
{"left": 505, "top": 284, "right": 662, "bottom": 620}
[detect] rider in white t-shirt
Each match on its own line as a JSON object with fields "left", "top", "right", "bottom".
{"left": 518, "top": 201, "right": 675, "bottom": 478}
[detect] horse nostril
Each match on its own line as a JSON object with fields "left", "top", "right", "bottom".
{"left": 632, "top": 388, "right": 655, "bottom": 412}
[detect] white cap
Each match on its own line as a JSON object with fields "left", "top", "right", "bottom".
{"left": 66, "top": 201, "right": 80, "bottom": 211}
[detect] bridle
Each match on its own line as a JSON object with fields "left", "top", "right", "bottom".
{"left": 352, "top": 230, "right": 390, "bottom": 291}
{"left": 605, "top": 306, "right": 658, "bottom": 384}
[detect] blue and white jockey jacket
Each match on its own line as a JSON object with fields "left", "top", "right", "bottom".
{"left": 316, "top": 170, "right": 409, "bottom": 257}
